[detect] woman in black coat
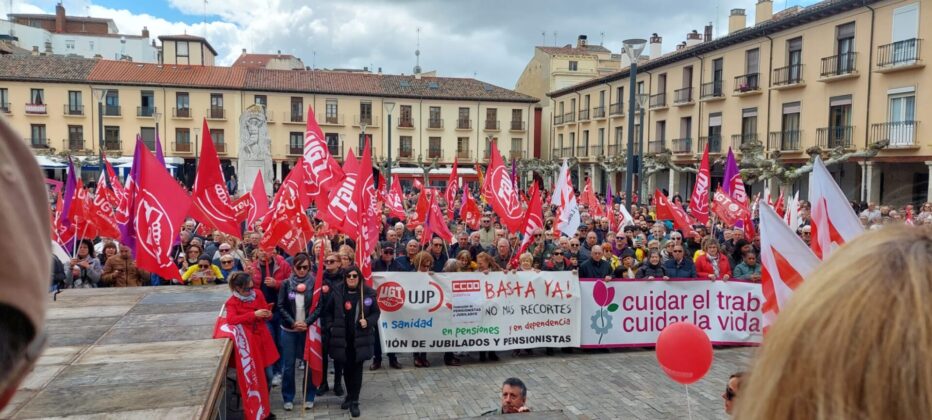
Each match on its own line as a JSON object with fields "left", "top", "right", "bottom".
{"left": 309, "top": 266, "right": 379, "bottom": 418}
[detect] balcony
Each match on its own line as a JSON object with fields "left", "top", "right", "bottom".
{"left": 671, "top": 138, "right": 692, "bottom": 154}
{"left": 0, "top": 102, "right": 9, "bottom": 113}
{"left": 578, "top": 109, "right": 590, "bottom": 121}
{"left": 352, "top": 115, "right": 379, "bottom": 128}
{"left": 698, "top": 135, "right": 722, "bottom": 153}
{"left": 103, "top": 105, "right": 121, "bottom": 117}
{"left": 65, "top": 138, "right": 84, "bottom": 151}
{"left": 588, "top": 144, "right": 604, "bottom": 156}
{"left": 731, "top": 133, "right": 759, "bottom": 150}
{"left": 320, "top": 114, "right": 344, "bottom": 126}
{"left": 484, "top": 120, "right": 500, "bottom": 131}
{"left": 214, "top": 142, "right": 227, "bottom": 154}
{"left": 768, "top": 131, "right": 802, "bottom": 152}
{"left": 282, "top": 112, "right": 304, "bottom": 124}
{"left": 173, "top": 141, "right": 193, "bottom": 153}
{"left": 25, "top": 103, "right": 47, "bottom": 115}
{"left": 592, "top": 107, "right": 605, "bottom": 119}
{"left": 398, "top": 147, "right": 414, "bottom": 160}
{"left": 427, "top": 148, "right": 443, "bottom": 159}
{"left": 876, "top": 39, "right": 923, "bottom": 73}
{"left": 172, "top": 107, "right": 191, "bottom": 119}
{"left": 576, "top": 144, "right": 589, "bottom": 156}
{"left": 647, "top": 140, "right": 665, "bottom": 154}
{"left": 563, "top": 112, "right": 576, "bottom": 123}
{"left": 104, "top": 139, "right": 122, "bottom": 151}
{"left": 28, "top": 138, "right": 49, "bottom": 148}
{"left": 457, "top": 118, "right": 471, "bottom": 130}
{"left": 510, "top": 120, "right": 526, "bottom": 131}
{"left": 137, "top": 106, "right": 157, "bottom": 117}
{"left": 328, "top": 142, "right": 344, "bottom": 158}
{"left": 817, "top": 126, "right": 854, "bottom": 149}
{"left": 288, "top": 144, "right": 303, "bottom": 155}
{"left": 608, "top": 144, "right": 623, "bottom": 155}
{"left": 733, "top": 73, "right": 761, "bottom": 95}
{"left": 553, "top": 114, "right": 564, "bottom": 125}
{"left": 871, "top": 121, "right": 918, "bottom": 148}
{"left": 510, "top": 150, "right": 527, "bottom": 160}
{"left": 609, "top": 102, "right": 623, "bottom": 116}
{"left": 700, "top": 81, "right": 725, "bottom": 101}
{"left": 561, "top": 146, "right": 573, "bottom": 157}
{"left": 820, "top": 52, "right": 858, "bottom": 80}
{"left": 64, "top": 104, "right": 84, "bottom": 116}
{"left": 428, "top": 118, "right": 444, "bottom": 130}
{"left": 206, "top": 107, "right": 225, "bottom": 120}
{"left": 551, "top": 148, "right": 562, "bottom": 159}
{"left": 772, "top": 64, "right": 805, "bottom": 90}
{"left": 673, "top": 87, "right": 693, "bottom": 105}
{"left": 649, "top": 93, "right": 667, "bottom": 109}
{"left": 456, "top": 149, "right": 472, "bottom": 160}
{"left": 398, "top": 118, "right": 414, "bottom": 129}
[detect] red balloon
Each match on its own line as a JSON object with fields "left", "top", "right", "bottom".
{"left": 655, "top": 322, "right": 713, "bottom": 384}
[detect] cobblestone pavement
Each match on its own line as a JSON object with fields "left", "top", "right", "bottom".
{"left": 259, "top": 347, "right": 755, "bottom": 419}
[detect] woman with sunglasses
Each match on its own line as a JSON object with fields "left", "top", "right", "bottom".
{"left": 308, "top": 266, "right": 380, "bottom": 418}
{"left": 181, "top": 255, "right": 224, "bottom": 285}
{"left": 246, "top": 247, "right": 292, "bottom": 388}
{"left": 217, "top": 256, "right": 237, "bottom": 281}
{"left": 276, "top": 253, "right": 317, "bottom": 411}
{"left": 224, "top": 271, "right": 278, "bottom": 417}
{"left": 316, "top": 251, "right": 346, "bottom": 397}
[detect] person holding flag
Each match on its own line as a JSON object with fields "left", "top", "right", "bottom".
{"left": 275, "top": 253, "right": 318, "bottom": 411}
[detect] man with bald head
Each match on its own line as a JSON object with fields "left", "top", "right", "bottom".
{"left": 578, "top": 245, "right": 613, "bottom": 280}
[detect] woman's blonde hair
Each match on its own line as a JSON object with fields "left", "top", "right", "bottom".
{"left": 700, "top": 236, "right": 718, "bottom": 252}
{"left": 735, "top": 225, "right": 932, "bottom": 420}
{"left": 411, "top": 251, "right": 434, "bottom": 272}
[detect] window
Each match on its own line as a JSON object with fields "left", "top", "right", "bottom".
{"left": 104, "top": 91, "right": 119, "bottom": 116}
{"left": 888, "top": 90, "right": 916, "bottom": 146}
{"left": 741, "top": 108, "right": 758, "bottom": 144}
{"left": 581, "top": 130, "right": 589, "bottom": 151}
{"left": 656, "top": 121, "right": 666, "bottom": 141}
{"left": 325, "top": 99, "right": 338, "bottom": 124}
{"left": 510, "top": 138, "right": 522, "bottom": 158}
{"left": 210, "top": 129, "right": 225, "bottom": 152}
{"left": 708, "top": 113, "right": 722, "bottom": 152}
{"left": 569, "top": 61, "right": 578, "bottom": 71}
{"left": 254, "top": 95, "right": 267, "bottom": 108}
{"left": 486, "top": 108, "right": 497, "bottom": 129}
{"left": 429, "top": 106, "right": 441, "bottom": 128}
{"left": 428, "top": 137, "right": 442, "bottom": 158}
{"left": 598, "top": 90, "right": 606, "bottom": 107}
{"left": 569, "top": 132, "right": 576, "bottom": 150}
{"left": 30, "top": 124, "right": 47, "bottom": 147}
{"left": 65, "top": 40, "right": 74, "bottom": 50}
{"left": 827, "top": 96, "right": 853, "bottom": 148}
{"left": 359, "top": 102, "right": 372, "bottom": 125}
{"left": 67, "top": 126, "right": 83, "bottom": 149}
{"left": 176, "top": 128, "right": 191, "bottom": 152}
{"left": 712, "top": 58, "right": 724, "bottom": 94}
{"left": 682, "top": 66, "right": 693, "bottom": 87}
{"left": 680, "top": 117, "right": 692, "bottom": 139}
{"left": 743, "top": 49, "right": 760, "bottom": 90}
{"left": 583, "top": 94, "right": 590, "bottom": 110}
{"left": 400, "top": 105, "right": 413, "bottom": 127}
{"left": 787, "top": 38, "right": 803, "bottom": 82}
{"left": 290, "top": 97, "right": 303, "bottom": 122}
{"left": 0, "top": 88, "right": 7, "bottom": 111}
{"left": 614, "top": 127, "right": 623, "bottom": 146}
{"left": 140, "top": 90, "right": 155, "bottom": 116}
{"left": 176, "top": 92, "right": 190, "bottom": 118}
{"left": 325, "top": 133, "right": 341, "bottom": 156}
{"left": 177, "top": 41, "right": 189, "bottom": 57}
{"left": 289, "top": 132, "right": 304, "bottom": 154}
{"left": 890, "top": 4, "right": 920, "bottom": 65}
{"left": 458, "top": 107, "right": 470, "bottom": 129}
{"left": 67, "top": 91, "right": 82, "bottom": 114}
{"left": 30, "top": 88, "right": 44, "bottom": 105}
{"left": 399, "top": 135, "right": 413, "bottom": 157}
{"left": 209, "top": 94, "right": 223, "bottom": 119}
{"left": 836, "top": 22, "right": 856, "bottom": 73}
{"left": 358, "top": 133, "right": 371, "bottom": 152}
{"left": 141, "top": 127, "right": 156, "bottom": 150}
{"left": 657, "top": 73, "right": 667, "bottom": 93}
{"left": 511, "top": 109, "right": 523, "bottom": 130}
{"left": 104, "top": 126, "right": 120, "bottom": 150}
{"left": 558, "top": 134, "right": 564, "bottom": 149}
{"left": 558, "top": 101, "right": 564, "bottom": 115}
{"left": 457, "top": 137, "right": 470, "bottom": 158}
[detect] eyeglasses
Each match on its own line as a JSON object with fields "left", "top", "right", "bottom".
{"left": 552, "top": 252, "right": 563, "bottom": 256}
{"left": 724, "top": 386, "right": 736, "bottom": 401}
{"left": 295, "top": 265, "right": 311, "bottom": 271}
{"left": 326, "top": 259, "right": 337, "bottom": 264}
{"left": 346, "top": 274, "right": 359, "bottom": 279}
{"left": 672, "top": 250, "right": 684, "bottom": 253}
{"left": 198, "top": 264, "right": 210, "bottom": 269}
{"left": 221, "top": 260, "right": 234, "bottom": 265}
{"left": 432, "top": 243, "right": 443, "bottom": 247}
{"left": 570, "top": 244, "right": 580, "bottom": 247}
{"left": 383, "top": 250, "right": 394, "bottom": 254}
{"left": 219, "top": 248, "right": 231, "bottom": 253}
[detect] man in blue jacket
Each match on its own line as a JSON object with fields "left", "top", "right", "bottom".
{"left": 663, "top": 244, "right": 697, "bottom": 278}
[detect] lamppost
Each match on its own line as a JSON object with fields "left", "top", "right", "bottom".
{"left": 154, "top": 109, "right": 163, "bottom": 157}
{"left": 636, "top": 92, "right": 649, "bottom": 203}
{"left": 384, "top": 101, "right": 395, "bottom": 189}
{"left": 93, "top": 88, "right": 109, "bottom": 184}
{"left": 623, "top": 38, "right": 647, "bottom": 209}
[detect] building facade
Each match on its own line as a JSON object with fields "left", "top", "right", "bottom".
{"left": 549, "top": 0, "right": 929, "bottom": 205}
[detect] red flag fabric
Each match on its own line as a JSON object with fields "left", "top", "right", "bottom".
{"left": 688, "top": 144, "right": 711, "bottom": 224}
{"left": 88, "top": 174, "right": 120, "bottom": 239}
{"left": 758, "top": 203, "right": 820, "bottom": 330}
{"left": 302, "top": 106, "right": 344, "bottom": 205}
{"left": 191, "top": 119, "right": 242, "bottom": 239}
{"left": 711, "top": 188, "right": 751, "bottom": 228}
{"left": 304, "top": 249, "right": 326, "bottom": 388}
{"left": 384, "top": 174, "right": 406, "bottom": 219}
{"left": 102, "top": 157, "right": 130, "bottom": 225}
{"left": 422, "top": 191, "right": 453, "bottom": 245}
{"left": 232, "top": 194, "right": 252, "bottom": 224}
{"left": 446, "top": 158, "right": 459, "bottom": 219}
{"left": 410, "top": 188, "right": 432, "bottom": 228}
{"left": 481, "top": 141, "right": 523, "bottom": 232}
{"left": 773, "top": 190, "right": 786, "bottom": 218}
{"left": 461, "top": 186, "right": 482, "bottom": 230}
{"left": 413, "top": 178, "right": 424, "bottom": 191}
{"left": 654, "top": 189, "right": 697, "bottom": 238}
{"left": 260, "top": 166, "right": 314, "bottom": 256}
{"left": 579, "top": 178, "right": 603, "bottom": 217}
{"left": 213, "top": 315, "right": 272, "bottom": 419}
{"left": 906, "top": 207, "right": 915, "bottom": 225}
{"left": 247, "top": 171, "right": 270, "bottom": 229}
{"left": 133, "top": 144, "right": 191, "bottom": 281}
{"left": 809, "top": 157, "right": 862, "bottom": 260}
{"left": 319, "top": 149, "right": 360, "bottom": 236}
{"left": 509, "top": 183, "right": 543, "bottom": 269}
{"left": 353, "top": 138, "right": 380, "bottom": 260}
{"left": 69, "top": 180, "right": 102, "bottom": 240}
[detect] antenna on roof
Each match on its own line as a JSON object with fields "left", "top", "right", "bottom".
{"left": 552, "top": 31, "right": 557, "bottom": 46}
{"left": 600, "top": 32, "right": 604, "bottom": 46}
{"left": 312, "top": 50, "right": 316, "bottom": 70}
{"left": 541, "top": 31, "right": 546, "bottom": 46}
{"left": 413, "top": 27, "right": 422, "bottom": 75}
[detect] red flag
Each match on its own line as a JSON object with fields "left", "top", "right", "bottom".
{"left": 413, "top": 178, "right": 424, "bottom": 191}
{"left": 773, "top": 190, "right": 786, "bottom": 218}
{"left": 809, "top": 157, "right": 862, "bottom": 260}
{"left": 304, "top": 249, "right": 326, "bottom": 388}
{"left": 689, "top": 144, "right": 711, "bottom": 224}
{"left": 354, "top": 138, "right": 380, "bottom": 260}
{"left": 319, "top": 149, "right": 360, "bottom": 236}
{"left": 232, "top": 193, "right": 253, "bottom": 223}
{"left": 410, "top": 188, "right": 432, "bottom": 228}
{"left": 260, "top": 166, "right": 314, "bottom": 256}
{"left": 422, "top": 191, "right": 453, "bottom": 245}
{"left": 213, "top": 314, "right": 272, "bottom": 419}
{"left": 906, "top": 207, "right": 915, "bottom": 226}
{"left": 384, "top": 174, "right": 406, "bottom": 219}
{"left": 654, "top": 189, "right": 697, "bottom": 238}
{"left": 88, "top": 174, "right": 120, "bottom": 239}
{"left": 580, "top": 178, "right": 603, "bottom": 217}
{"left": 70, "top": 180, "right": 102, "bottom": 240}
{"left": 446, "top": 158, "right": 459, "bottom": 219}
{"left": 461, "top": 186, "right": 482, "bottom": 230}
{"left": 133, "top": 143, "right": 191, "bottom": 281}
{"left": 509, "top": 183, "right": 543, "bottom": 269}
{"left": 247, "top": 171, "right": 270, "bottom": 229}
{"left": 482, "top": 141, "right": 523, "bottom": 232}
{"left": 102, "top": 157, "right": 130, "bottom": 225}
{"left": 758, "top": 203, "right": 820, "bottom": 330}
{"left": 191, "top": 119, "right": 242, "bottom": 239}
{"left": 711, "top": 188, "right": 751, "bottom": 228}
{"left": 302, "top": 106, "right": 344, "bottom": 205}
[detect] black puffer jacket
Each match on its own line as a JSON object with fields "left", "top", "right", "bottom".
{"left": 309, "top": 283, "right": 380, "bottom": 363}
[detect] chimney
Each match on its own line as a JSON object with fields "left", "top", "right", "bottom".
{"left": 54, "top": 3, "right": 65, "bottom": 33}
{"left": 44, "top": 41, "right": 52, "bottom": 54}
{"left": 649, "top": 33, "right": 662, "bottom": 59}
{"left": 756, "top": 0, "right": 773, "bottom": 25}
{"left": 676, "top": 42, "right": 687, "bottom": 51}
{"left": 728, "top": 9, "right": 747, "bottom": 34}
{"left": 142, "top": 26, "right": 149, "bottom": 38}
{"left": 686, "top": 30, "right": 702, "bottom": 47}
{"left": 704, "top": 23, "right": 713, "bottom": 42}
{"left": 241, "top": 48, "right": 246, "bottom": 54}
{"left": 378, "top": 67, "right": 382, "bottom": 75}
{"left": 31, "top": 45, "right": 39, "bottom": 56}
{"left": 577, "top": 35, "right": 588, "bottom": 49}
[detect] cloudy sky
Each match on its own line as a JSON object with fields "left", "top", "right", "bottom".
{"left": 4, "top": 0, "right": 820, "bottom": 88}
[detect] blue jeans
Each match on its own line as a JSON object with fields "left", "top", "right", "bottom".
{"left": 265, "top": 314, "right": 283, "bottom": 376}
{"left": 280, "top": 329, "right": 316, "bottom": 404}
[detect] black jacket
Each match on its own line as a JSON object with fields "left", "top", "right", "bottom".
{"left": 636, "top": 263, "right": 667, "bottom": 279}
{"left": 309, "top": 283, "right": 380, "bottom": 363}
{"left": 578, "top": 258, "right": 613, "bottom": 279}
{"left": 372, "top": 258, "right": 406, "bottom": 272}
{"left": 277, "top": 275, "right": 315, "bottom": 330}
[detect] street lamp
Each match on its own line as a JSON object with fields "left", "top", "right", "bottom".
{"left": 623, "top": 38, "right": 646, "bottom": 209}
{"left": 384, "top": 101, "right": 395, "bottom": 189}
{"left": 93, "top": 88, "right": 109, "bottom": 185}
{"left": 154, "top": 109, "right": 163, "bottom": 158}
{"left": 636, "top": 92, "right": 649, "bottom": 203}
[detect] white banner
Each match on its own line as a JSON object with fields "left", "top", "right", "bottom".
{"left": 579, "top": 279, "right": 763, "bottom": 347}
{"left": 373, "top": 271, "right": 580, "bottom": 352}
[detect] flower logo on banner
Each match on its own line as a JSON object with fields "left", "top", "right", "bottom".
{"left": 590, "top": 280, "right": 619, "bottom": 344}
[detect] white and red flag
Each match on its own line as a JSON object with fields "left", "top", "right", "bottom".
{"left": 808, "top": 156, "right": 863, "bottom": 259}
{"left": 711, "top": 188, "right": 751, "bottom": 228}
{"left": 302, "top": 106, "right": 344, "bottom": 207}
{"left": 758, "top": 202, "right": 820, "bottom": 329}
{"left": 260, "top": 161, "right": 314, "bottom": 255}
{"left": 384, "top": 174, "right": 406, "bottom": 219}
{"left": 132, "top": 143, "right": 191, "bottom": 281}
{"left": 509, "top": 182, "right": 543, "bottom": 269}
{"left": 579, "top": 178, "right": 603, "bottom": 217}
{"left": 89, "top": 172, "right": 120, "bottom": 239}
{"left": 654, "top": 189, "right": 697, "bottom": 238}
{"left": 446, "top": 158, "right": 459, "bottom": 220}
{"left": 482, "top": 141, "right": 524, "bottom": 232}
{"left": 552, "top": 159, "right": 581, "bottom": 236}
{"left": 688, "top": 143, "right": 711, "bottom": 224}
{"left": 304, "top": 249, "right": 326, "bottom": 388}
{"left": 231, "top": 194, "right": 252, "bottom": 224}
{"left": 214, "top": 310, "right": 272, "bottom": 420}
{"left": 319, "top": 150, "right": 360, "bottom": 237}
{"left": 353, "top": 138, "right": 381, "bottom": 261}
{"left": 246, "top": 170, "right": 270, "bottom": 229}
{"left": 191, "top": 119, "right": 242, "bottom": 239}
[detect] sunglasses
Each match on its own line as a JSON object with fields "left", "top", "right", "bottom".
{"left": 383, "top": 250, "right": 394, "bottom": 254}
{"left": 295, "top": 265, "right": 311, "bottom": 271}
{"left": 553, "top": 252, "right": 563, "bottom": 256}
{"left": 198, "top": 264, "right": 210, "bottom": 269}
{"left": 570, "top": 244, "right": 580, "bottom": 247}
{"left": 673, "top": 250, "right": 684, "bottom": 253}
{"left": 326, "top": 259, "right": 337, "bottom": 263}
{"left": 221, "top": 260, "right": 234, "bottom": 264}
{"left": 220, "top": 249, "right": 231, "bottom": 252}
{"left": 346, "top": 274, "right": 359, "bottom": 279}
{"left": 724, "top": 386, "right": 736, "bottom": 401}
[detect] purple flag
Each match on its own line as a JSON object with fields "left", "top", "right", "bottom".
{"left": 59, "top": 158, "right": 78, "bottom": 250}
{"left": 606, "top": 186, "right": 613, "bottom": 208}
{"left": 722, "top": 148, "right": 739, "bottom": 196}
{"left": 155, "top": 131, "right": 165, "bottom": 165}
{"left": 119, "top": 140, "right": 144, "bottom": 256}
{"left": 510, "top": 158, "right": 518, "bottom": 190}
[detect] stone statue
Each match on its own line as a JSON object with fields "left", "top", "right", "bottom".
{"left": 237, "top": 105, "right": 274, "bottom": 196}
